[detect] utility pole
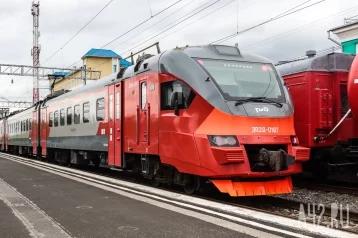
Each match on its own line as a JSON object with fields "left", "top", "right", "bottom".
{"left": 31, "top": 1, "right": 40, "bottom": 105}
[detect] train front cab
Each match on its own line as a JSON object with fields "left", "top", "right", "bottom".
{"left": 156, "top": 45, "right": 310, "bottom": 196}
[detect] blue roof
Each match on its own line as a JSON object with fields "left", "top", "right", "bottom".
{"left": 82, "top": 48, "right": 121, "bottom": 59}
{"left": 120, "top": 58, "right": 131, "bottom": 68}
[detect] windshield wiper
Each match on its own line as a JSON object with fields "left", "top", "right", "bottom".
{"left": 234, "top": 97, "right": 283, "bottom": 108}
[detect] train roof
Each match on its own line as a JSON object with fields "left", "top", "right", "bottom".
{"left": 41, "top": 44, "right": 276, "bottom": 106}
{"left": 42, "top": 72, "right": 118, "bottom": 105}
{"left": 171, "top": 44, "right": 273, "bottom": 63}
{"left": 276, "top": 52, "right": 356, "bottom": 76}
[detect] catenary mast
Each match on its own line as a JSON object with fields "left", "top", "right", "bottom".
{"left": 31, "top": 1, "right": 40, "bottom": 104}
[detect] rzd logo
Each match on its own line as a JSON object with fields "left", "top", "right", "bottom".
{"left": 255, "top": 107, "right": 269, "bottom": 113}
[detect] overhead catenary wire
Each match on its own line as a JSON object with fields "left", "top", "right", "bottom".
{"left": 241, "top": 4, "right": 358, "bottom": 50}
{"left": 41, "top": 0, "right": 116, "bottom": 66}
{"left": 90, "top": 0, "right": 223, "bottom": 71}
{"left": 118, "top": 0, "right": 221, "bottom": 57}
{"left": 211, "top": 0, "right": 325, "bottom": 44}
{"left": 65, "top": 0, "right": 184, "bottom": 69}
{"left": 18, "top": 0, "right": 355, "bottom": 101}
{"left": 275, "top": 45, "right": 342, "bottom": 65}
{"left": 19, "top": 0, "right": 185, "bottom": 100}
{"left": 110, "top": 0, "right": 198, "bottom": 51}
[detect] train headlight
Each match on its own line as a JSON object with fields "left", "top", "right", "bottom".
{"left": 290, "top": 135, "right": 299, "bottom": 146}
{"left": 208, "top": 135, "right": 239, "bottom": 147}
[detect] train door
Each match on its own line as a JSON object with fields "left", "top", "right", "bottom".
{"left": 108, "top": 83, "right": 123, "bottom": 167}
{"left": 138, "top": 80, "right": 148, "bottom": 143}
{"left": 41, "top": 107, "right": 47, "bottom": 156}
{"left": 32, "top": 110, "right": 38, "bottom": 155}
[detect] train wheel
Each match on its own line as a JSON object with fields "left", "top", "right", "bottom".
{"left": 92, "top": 158, "right": 100, "bottom": 167}
{"left": 151, "top": 179, "right": 161, "bottom": 188}
{"left": 183, "top": 175, "right": 200, "bottom": 195}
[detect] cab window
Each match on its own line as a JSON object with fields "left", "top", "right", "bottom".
{"left": 160, "top": 80, "right": 196, "bottom": 110}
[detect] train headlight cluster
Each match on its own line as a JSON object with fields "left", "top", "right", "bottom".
{"left": 208, "top": 135, "right": 239, "bottom": 147}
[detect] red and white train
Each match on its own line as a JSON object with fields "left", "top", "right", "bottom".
{"left": 0, "top": 44, "right": 310, "bottom": 196}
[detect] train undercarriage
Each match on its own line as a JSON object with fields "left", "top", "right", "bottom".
{"left": 1, "top": 144, "right": 297, "bottom": 196}
{"left": 303, "top": 138, "right": 358, "bottom": 181}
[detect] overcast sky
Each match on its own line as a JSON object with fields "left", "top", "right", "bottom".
{"left": 0, "top": 0, "right": 357, "bottom": 105}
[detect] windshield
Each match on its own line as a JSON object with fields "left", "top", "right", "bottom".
{"left": 196, "top": 58, "right": 285, "bottom": 102}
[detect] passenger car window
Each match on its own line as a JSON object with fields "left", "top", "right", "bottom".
{"left": 74, "top": 105, "right": 80, "bottom": 124}
{"left": 54, "top": 111, "right": 59, "bottom": 127}
{"left": 96, "top": 98, "right": 105, "bottom": 121}
{"left": 67, "top": 107, "right": 72, "bottom": 125}
{"left": 160, "top": 80, "right": 196, "bottom": 110}
{"left": 83, "top": 102, "right": 90, "bottom": 123}
{"left": 49, "top": 112, "right": 53, "bottom": 127}
{"left": 60, "top": 109, "right": 65, "bottom": 126}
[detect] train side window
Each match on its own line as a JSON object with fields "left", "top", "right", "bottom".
{"left": 60, "top": 109, "right": 65, "bottom": 126}
{"left": 49, "top": 112, "right": 53, "bottom": 127}
{"left": 96, "top": 98, "right": 105, "bottom": 121}
{"left": 67, "top": 107, "right": 72, "bottom": 125}
{"left": 116, "top": 92, "right": 120, "bottom": 120}
{"left": 83, "top": 102, "right": 90, "bottom": 123}
{"left": 29, "top": 119, "right": 32, "bottom": 130}
{"left": 74, "top": 105, "right": 80, "bottom": 124}
{"left": 141, "top": 82, "right": 147, "bottom": 110}
{"left": 340, "top": 84, "right": 350, "bottom": 117}
{"left": 109, "top": 94, "right": 113, "bottom": 121}
{"left": 160, "top": 80, "right": 196, "bottom": 110}
{"left": 54, "top": 111, "right": 59, "bottom": 127}
{"left": 26, "top": 119, "right": 29, "bottom": 131}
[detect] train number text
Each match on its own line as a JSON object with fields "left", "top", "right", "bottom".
{"left": 252, "top": 126, "right": 279, "bottom": 133}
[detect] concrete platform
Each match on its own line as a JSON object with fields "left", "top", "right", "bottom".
{"left": 0, "top": 156, "right": 276, "bottom": 238}
{"left": 0, "top": 200, "right": 32, "bottom": 238}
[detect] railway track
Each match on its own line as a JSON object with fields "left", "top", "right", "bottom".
{"left": 293, "top": 178, "right": 358, "bottom": 196}
{"left": 1, "top": 152, "right": 358, "bottom": 235}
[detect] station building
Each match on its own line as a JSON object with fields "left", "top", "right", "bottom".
{"left": 329, "top": 17, "right": 358, "bottom": 54}
{"left": 52, "top": 49, "right": 131, "bottom": 91}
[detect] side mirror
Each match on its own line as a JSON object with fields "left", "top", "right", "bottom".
{"left": 170, "top": 92, "right": 183, "bottom": 116}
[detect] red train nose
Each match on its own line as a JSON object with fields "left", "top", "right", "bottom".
{"left": 348, "top": 55, "right": 358, "bottom": 119}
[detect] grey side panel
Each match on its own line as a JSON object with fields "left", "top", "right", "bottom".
{"left": 47, "top": 135, "right": 107, "bottom": 152}
{"left": 8, "top": 138, "right": 32, "bottom": 147}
